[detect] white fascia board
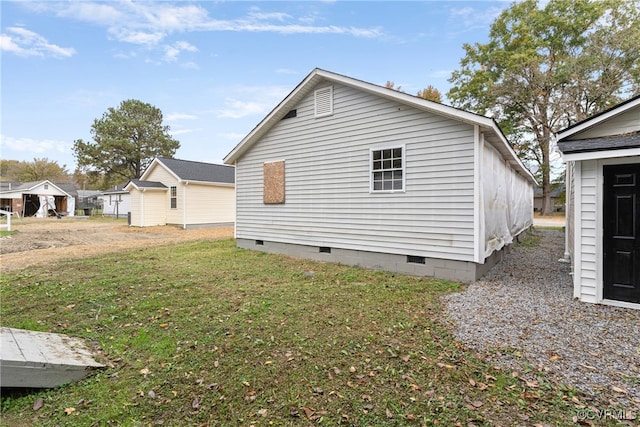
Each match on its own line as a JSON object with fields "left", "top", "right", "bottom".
{"left": 139, "top": 158, "right": 161, "bottom": 180}
{"left": 556, "top": 97, "right": 640, "bottom": 141}
{"left": 561, "top": 147, "right": 640, "bottom": 162}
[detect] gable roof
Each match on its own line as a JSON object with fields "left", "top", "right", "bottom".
{"left": 141, "top": 157, "right": 235, "bottom": 185}
{"left": 101, "top": 183, "right": 129, "bottom": 195}
{"left": 124, "top": 179, "right": 168, "bottom": 191}
{"left": 556, "top": 94, "right": 640, "bottom": 142}
{"left": 0, "top": 180, "right": 73, "bottom": 197}
{"left": 223, "top": 68, "right": 536, "bottom": 185}
{"left": 557, "top": 131, "right": 640, "bottom": 155}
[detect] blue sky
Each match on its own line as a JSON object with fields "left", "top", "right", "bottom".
{"left": 1, "top": 1, "right": 509, "bottom": 172}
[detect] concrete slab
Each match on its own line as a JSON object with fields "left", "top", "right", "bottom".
{"left": 0, "top": 327, "right": 104, "bottom": 388}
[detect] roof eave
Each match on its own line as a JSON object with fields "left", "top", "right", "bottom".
{"left": 556, "top": 96, "right": 640, "bottom": 141}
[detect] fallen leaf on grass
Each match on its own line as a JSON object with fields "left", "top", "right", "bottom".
{"left": 302, "top": 406, "right": 315, "bottom": 419}
{"left": 140, "top": 367, "right": 150, "bottom": 376}
{"left": 257, "top": 408, "right": 267, "bottom": 417}
{"left": 64, "top": 407, "right": 75, "bottom": 415}
{"left": 436, "top": 362, "right": 455, "bottom": 369}
{"left": 33, "top": 398, "right": 44, "bottom": 411}
{"left": 192, "top": 397, "right": 202, "bottom": 409}
{"left": 386, "top": 408, "right": 394, "bottom": 418}
{"left": 611, "top": 385, "right": 627, "bottom": 394}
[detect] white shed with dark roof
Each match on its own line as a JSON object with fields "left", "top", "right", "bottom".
{"left": 124, "top": 157, "right": 235, "bottom": 229}
{"left": 557, "top": 95, "right": 640, "bottom": 309}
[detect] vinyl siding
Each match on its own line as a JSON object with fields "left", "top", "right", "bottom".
{"left": 129, "top": 189, "right": 166, "bottom": 227}
{"left": 101, "top": 194, "right": 131, "bottom": 217}
{"left": 145, "top": 166, "right": 180, "bottom": 224}
{"left": 569, "top": 108, "right": 640, "bottom": 139}
{"left": 181, "top": 183, "right": 235, "bottom": 225}
{"left": 235, "top": 82, "right": 477, "bottom": 261}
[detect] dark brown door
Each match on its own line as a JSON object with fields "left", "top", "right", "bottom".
{"left": 603, "top": 163, "right": 640, "bottom": 304}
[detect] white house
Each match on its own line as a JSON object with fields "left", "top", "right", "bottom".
{"left": 224, "top": 69, "right": 536, "bottom": 282}
{"left": 557, "top": 95, "right": 640, "bottom": 309}
{"left": 0, "top": 180, "right": 75, "bottom": 217}
{"left": 124, "top": 157, "right": 235, "bottom": 229}
{"left": 100, "top": 185, "right": 130, "bottom": 218}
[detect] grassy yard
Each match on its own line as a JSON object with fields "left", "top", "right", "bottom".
{"left": 1, "top": 239, "right": 594, "bottom": 426}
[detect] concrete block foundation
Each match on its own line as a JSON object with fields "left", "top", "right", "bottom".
{"left": 236, "top": 238, "right": 513, "bottom": 283}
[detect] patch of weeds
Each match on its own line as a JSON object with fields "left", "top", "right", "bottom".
{"left": 516, "top": 229, "right": 542, "bottom": 247}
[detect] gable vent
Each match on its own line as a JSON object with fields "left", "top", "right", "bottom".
{"left": 314, "top": 86, "right": 333, "bottom": 118}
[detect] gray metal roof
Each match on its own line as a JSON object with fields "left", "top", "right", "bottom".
{"left": 557, "top": 131, "right": 640, "bottom": 154}
{"left": 157, "top": 157, "right": 235, "bottom": 184}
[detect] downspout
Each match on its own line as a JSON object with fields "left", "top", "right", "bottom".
{"left": 183, "top": 181, "right": 189, "bottom": 230}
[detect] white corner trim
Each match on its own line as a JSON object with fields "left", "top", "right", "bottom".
{"left": 473, "top": 126, "right": 484, "bottom": 264}
{"left": 573, "top": 161, "right": 582, "bottom": 299}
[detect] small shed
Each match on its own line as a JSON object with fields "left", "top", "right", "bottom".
{"left": 557, "top": 95, "right": 640, "bottom": 309}
{"left": 224, "top": 68, "right": 536, "bottom": 282}
{"left": 0, "top": 180, "right": 75, "bottom": 217}
{"left": 125, "top": 157, "right": 235, "bottom": 229}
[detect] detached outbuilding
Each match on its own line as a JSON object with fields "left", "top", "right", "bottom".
{"left": 0, "top": 180, "right": 75, "bottom": 217}
{"left": 125, "top": 157, "right": 235, "bottom": 229}
{"left": 224, "top": 69, "right": 536, "bottom": 282}
{"left": 557, "top": 95, "right": 640, "bottom": 308}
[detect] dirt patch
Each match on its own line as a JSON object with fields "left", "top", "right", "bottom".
{"left": 0, "top": 217, "right": 233, "bottom": 273}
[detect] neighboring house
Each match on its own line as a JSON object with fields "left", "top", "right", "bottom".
{"left": 224, "top": 68, "right": 537, "bottom": 282}
{"left": 76, "top": 189, "right": 101, "bottom": 215}
{"left": 557, "top": 95, "right": 640, "bottom": 309}
{"left": 533, "top": 183, "right": 565, "bottom": 212}
{"left": 99, "top": 185, "right": 130, "bottom": 218}
{"left": 0, "top": 180, "right": 76, "bottom": 217}
{"left": 124, "top": 157, "right": 235, "bottom": 229}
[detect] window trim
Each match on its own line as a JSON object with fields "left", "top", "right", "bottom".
{"left": 369, "top": 144, "right": 406, "bottom": 193}
{"left": 170, "top": 186, "right": 177, "bottom": 209}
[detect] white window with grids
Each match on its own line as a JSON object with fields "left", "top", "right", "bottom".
{"left": 370, "top": 146, "right": 405, "bottom": 192}
{"left": 170, "top": 186, "right": 177, "bottom": 209}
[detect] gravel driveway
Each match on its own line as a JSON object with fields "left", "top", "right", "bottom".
{"left": 444, "top": 228, "right": 640, "bottom": 413}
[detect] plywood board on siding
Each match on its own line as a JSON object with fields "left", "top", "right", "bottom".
{"left": 264, "top": 161, "right": 285, "bottom": 204}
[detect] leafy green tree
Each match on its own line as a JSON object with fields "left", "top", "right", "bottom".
{"left": 0, "top": 158, "right": 69, "bottom": 182}
{"left": 73, "top": 99, "right": 180, "bottom": 187}
{"left": 447, "top": 0, "right": 640, "bottom": 215}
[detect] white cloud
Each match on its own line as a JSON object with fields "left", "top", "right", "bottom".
{"left": 170, "top": 129, "right": 197, "bottom": 136}
{"left": 0, "top": 134, "right": 69, "bottom": 155}
{"left": 30, "top": 1, "right": 383, "bottom": 48}
{"left": 217, "top": 99, "right": 268, "bottom": 119}
{"left": 214, "top": 84, "right": 291, "bottom": 119}
{"left": 219, "top": 132, "right": 247, "bottom": 141}
{"left": 0, "top": 26, "right": 75, "bottom": 58}
{"left": 163, "top": 40, "right": 198, "bottom": 62}
{"left": 448, "top": 5, "right": 506, "bottom": 35}
{"left": 166, "top": 113, "right": 198, "bottom": 121}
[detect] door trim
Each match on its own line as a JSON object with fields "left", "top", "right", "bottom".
{"left": 597, "top": 158, "right": 640, "bottom": 308}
